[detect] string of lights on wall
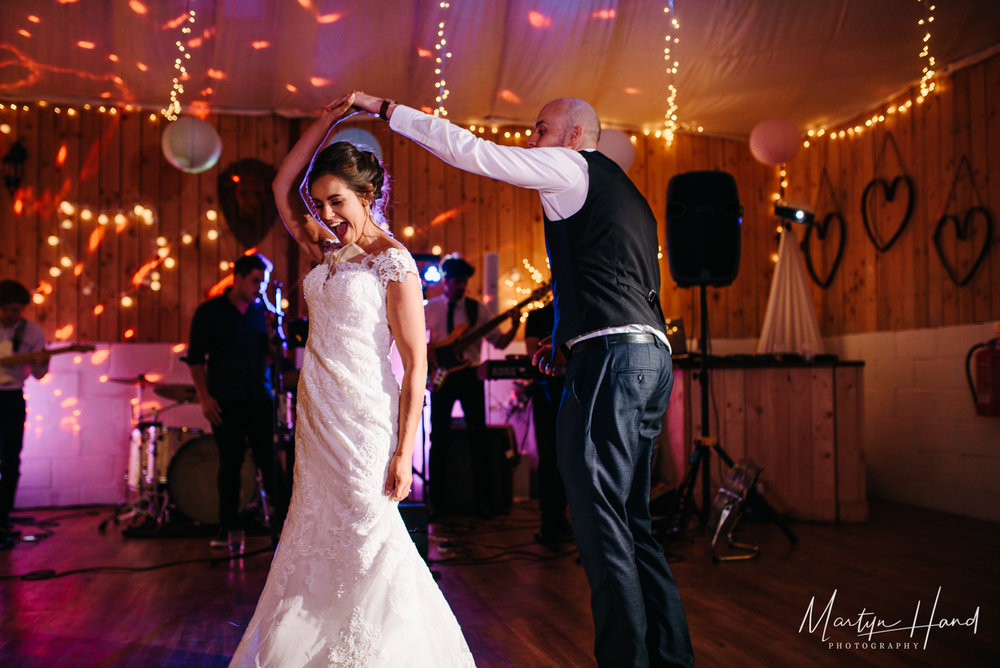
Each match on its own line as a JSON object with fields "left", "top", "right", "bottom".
{"left": 769, "top": 165, "right": 790, "bottom": 264}
{"left": 433, "top": 1, "right": 452, "bottom": 118}
{"left": 32, "top": 196, "right": 229, "bottom": 340}
{"left": 502, "top": 258, "right": 549, "bottom": 322}
{"left": 803, "top": 0, "right": 937, "bottom": 148}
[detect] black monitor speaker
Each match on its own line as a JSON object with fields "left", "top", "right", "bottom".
{"left": 666, "top": 170, "right": 742, "bottom": 287}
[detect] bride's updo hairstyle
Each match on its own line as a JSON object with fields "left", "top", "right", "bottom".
{"left": 308, "top": 141, "right": 391, "bottom": 228}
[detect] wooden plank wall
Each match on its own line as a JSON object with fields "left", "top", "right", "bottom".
{"left": 1, "top": 51, "right": 996, "bottom": 344}
{"left": 785, "top": 51, "right": 1000, "bottom": 335}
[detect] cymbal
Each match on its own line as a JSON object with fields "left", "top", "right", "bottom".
{"left": 109, "top": 374, "right": 152, "bottom": 386}
{"left": 153, "top": 383, "right": 198, "bottom": 403}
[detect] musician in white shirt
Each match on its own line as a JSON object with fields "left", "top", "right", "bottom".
{"left": 424, "top": 257, "right": 517, "bottom": 518}
{"left": 0, "top": 280, "right": 48, "bottom": 548}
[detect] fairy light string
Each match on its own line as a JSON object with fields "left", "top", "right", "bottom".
{"left": 162, "top": 7, "right": 196, "bottom": 121}
{"left": 662, "top": 1, "right": 679, "bottom": 145}
{"left": 917, "top": 0, "right": 936, "bottom": 100}
{"left": 803, "top": 0, "right": 937, "bottom": 148}
{"left": 433, "top": 1, "right": 451, "bottom": 117}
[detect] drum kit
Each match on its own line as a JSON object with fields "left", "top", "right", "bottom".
{"left": 99, "top": 374, "right": 293, "bottom": 533}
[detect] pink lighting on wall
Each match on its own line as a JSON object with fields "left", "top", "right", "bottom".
{"left": 528, "top": 11, "right": 552, "bottom": 29}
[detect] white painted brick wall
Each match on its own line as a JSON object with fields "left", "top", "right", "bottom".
{"left": 709, "top": 322, "right": 1000, "bottom": 521}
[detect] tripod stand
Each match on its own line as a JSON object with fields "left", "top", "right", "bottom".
{"left": 668, "top": 285, "right": 728, "bottom": 538}
{"left": 666, "top": 286, "right": 797, "bottom": 551}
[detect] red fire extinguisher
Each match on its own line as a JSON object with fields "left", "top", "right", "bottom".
{"left": 967, "top": 338, "right": 1000, "bottom": 417}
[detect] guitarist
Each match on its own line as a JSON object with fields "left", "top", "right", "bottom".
{"left": 424, "top": 257, "right": 518, "bottom": 517}
{"left": 0, "top": 280, "right": 48, "bottom": 548}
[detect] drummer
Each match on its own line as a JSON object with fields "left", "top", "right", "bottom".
{"left": 186, "top": 254, "right": 284, "bottom": 547}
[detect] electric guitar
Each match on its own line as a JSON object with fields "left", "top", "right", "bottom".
{"left": 0, "top": 341, "right": 96, "bottom": 384}
{"left": 427, "top": 283, "right": 550, "bottom": 392}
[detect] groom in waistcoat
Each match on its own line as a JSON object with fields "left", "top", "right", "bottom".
{"left": 351, "top": 92, "right": 694, "bottom": 667}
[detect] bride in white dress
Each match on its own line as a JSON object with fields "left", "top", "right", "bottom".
{"left": 229, "top": 93, "right": 475, "bottom": 667}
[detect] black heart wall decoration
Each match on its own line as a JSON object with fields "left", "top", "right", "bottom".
{"left": 803, "top": 211, "right": 847, "bottom": 288}
{"left": 933, "top": 207, "right": 993, "bottom": 286}
{"left": 860, "top": 174, "right": 914, "bottom": 252}
{"left": 861, "top": 131, "right": 915, "bottom": 253}
{"left": 933, "top": 155, "right": 994, "bottom": 287}
{"left": 218, "top": 159, "right": 279, "bottom": 248}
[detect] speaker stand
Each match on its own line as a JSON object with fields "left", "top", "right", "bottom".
{"left": 666, "top": 286, "right": 797, "bottom": 550}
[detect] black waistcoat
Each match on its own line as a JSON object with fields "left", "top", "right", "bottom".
{"left": 543, "top": 151, "right": 666, "bottom": 349}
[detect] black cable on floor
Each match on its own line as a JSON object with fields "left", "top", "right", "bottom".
{"left": 0, "top": 543, "right": 276, "bottom": 582}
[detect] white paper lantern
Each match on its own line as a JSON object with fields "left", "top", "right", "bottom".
{"left": 749, "top": 117, "right": 801, "bottom": 166}
{"left": 597, "top": 129, "right": 636, "bottom": 172}
{"left": 161, "top": 116, "right": 222, "bottom": 173}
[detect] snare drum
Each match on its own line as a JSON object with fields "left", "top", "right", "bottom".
{"left": 126, "top": 424, "right": 203, "bottom": 489}
{"left": 167, "top": 435, "right": 257, "bottom": 524}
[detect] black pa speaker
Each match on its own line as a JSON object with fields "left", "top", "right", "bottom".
{"left": 444, "top": 425, "right": 515, "bottom": 514}
{"left": 666, "top": 170, "right": 742, "bottom": 287}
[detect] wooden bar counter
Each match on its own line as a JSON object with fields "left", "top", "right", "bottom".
{"left": 658, "top": 355, "right": 867, "bottom": 523}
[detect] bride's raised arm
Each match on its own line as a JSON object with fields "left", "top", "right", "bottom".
{"left": 272, "top": 92, "right": 358, "bottom": 263}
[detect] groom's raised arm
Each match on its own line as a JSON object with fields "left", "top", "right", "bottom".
{"left": 350, "top": 91, "right": 588, "bottom": 219}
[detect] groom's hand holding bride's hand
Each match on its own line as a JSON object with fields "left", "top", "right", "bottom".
{"left": 349, "top": 91, "right": 383, "bottom": 116}
{"left": 321, "top": 92, "right": 359, "bottom": 121}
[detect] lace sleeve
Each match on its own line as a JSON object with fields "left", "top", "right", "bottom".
{"left": 372, "top": 248, "right": 419, "bottom": 287}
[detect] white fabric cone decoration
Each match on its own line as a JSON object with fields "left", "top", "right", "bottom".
{"left": 756, "top": 227, "right": 824, "bottom": 357}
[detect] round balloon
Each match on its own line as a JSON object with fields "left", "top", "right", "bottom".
{"left": 597, "top": 129, "right": 636, "bottom": 172}
{"left": 749, "top": 117, "right": 801, "bottom": 166}
{"left": 329, "top": 128, "right": 383, "bottom": 161}
{"left": 161, "top": 116, "right": 222, "bottom": 174}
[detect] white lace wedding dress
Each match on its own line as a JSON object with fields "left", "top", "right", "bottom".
{"left": 229, "top": 246, "right": 475, "bottom": 667}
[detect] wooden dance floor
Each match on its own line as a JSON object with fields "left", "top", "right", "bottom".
{"left": 1, "top": 499, "right": 997, "bottom": 667}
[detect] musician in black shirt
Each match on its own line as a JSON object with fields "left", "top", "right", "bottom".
{"left": 186, "top": 254, "right": 282, "bottom": 546}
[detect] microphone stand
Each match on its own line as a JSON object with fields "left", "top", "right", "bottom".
{"left": 263, "top": 283, "right": 288, "bottom": 547}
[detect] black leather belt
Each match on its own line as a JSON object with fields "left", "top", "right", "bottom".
{"left": 567, "top": 332, "right": 658, "bottom": 358}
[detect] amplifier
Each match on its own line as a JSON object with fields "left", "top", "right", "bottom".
{"left": 442, "top": 425, "right": 515, "bottom": 514}
{"left": 478, "top": 356, "right": 548, "bottom": 381}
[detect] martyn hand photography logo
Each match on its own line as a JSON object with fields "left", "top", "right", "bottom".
{"left": 799, "top": 587, "right": 980, "bottom": 650}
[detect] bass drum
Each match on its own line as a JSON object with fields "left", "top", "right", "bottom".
{"left": 167, "top": 435, "right": 258, "bottom": 524}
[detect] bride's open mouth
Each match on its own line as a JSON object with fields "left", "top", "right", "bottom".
{"left": 332, "top": 222, "right": 348, "bottom": 239}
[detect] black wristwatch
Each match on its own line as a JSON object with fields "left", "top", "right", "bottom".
{"left": 379, "top": 99, "right": 395, "bottom": 121}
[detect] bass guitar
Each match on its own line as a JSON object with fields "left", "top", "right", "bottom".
{"left": 0, "top": 342, "right": 96, "bottom": 384}
{"left": 427, "top": 282, "right": 550, "bottom": 391}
